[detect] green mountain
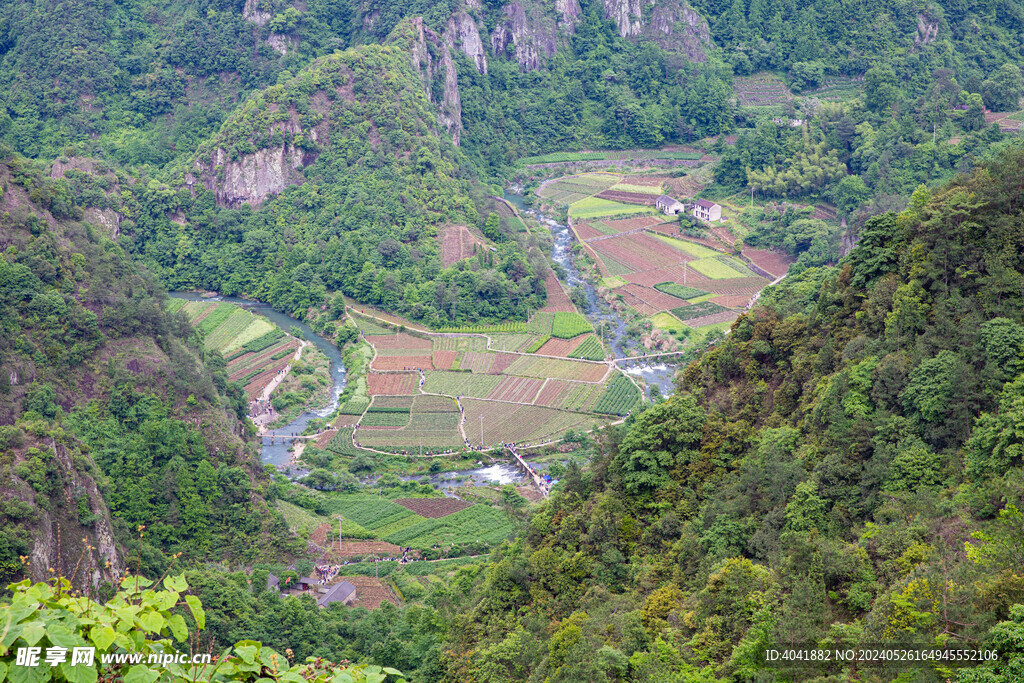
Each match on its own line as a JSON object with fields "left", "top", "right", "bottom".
{"left": 0, "top": 152, "right": 293, "bottom": 587}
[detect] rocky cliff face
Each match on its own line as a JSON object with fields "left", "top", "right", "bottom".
{"left": 407, "top": 17, "right": 464, "bottom": 146}
{"left": 491, "top": 0, "right": 580, "bottom": 70}
{"left": 601, "top": 0, "right": 710, "bottom": 60}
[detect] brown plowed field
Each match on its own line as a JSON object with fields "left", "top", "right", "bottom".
{"left": 601, "top": 215, "right": 665, "bottom": 233}
{"left": 573, "top": 221, "right": 605, "bottom": 241}
{"left": 339, "top": 576, "right": 399, "bottom": 609}
{"left": 646, "top": 224, "right": 727, "bottom": 251}
{"left": 592, "top": 233, "right": 690, "bottom": 272}
{"left": 487, "top": 376, "right": 544, "bottom": 403}
{"left": 535, "top": 335, "right": 586, "bottom": 357}
{"left": 622, "top": 284, "right": 688, "bottom": 311}
{"left": 702, "top": 277, "right": 768, "bottom": 296}
{"left": 227, "top": 340, "right": 298, "bottom": 380}
{"left": 683, "top": 311, "right": 740, "bottom": 328}
{"left": 394, "top": 498, "right": 472, "bottom": 518}
{"left": 432, "top": 350, "right": 458, "bottom": 369}
{"left": 595, "top": 190, "right": 659, "bottom": 205}
{"left": 710, "top": 295, "right": 751, "bottom": 309}
{"left": 314, "top": 430, "right": 338, "bottom": 448}
{"left": 534, "top": 380, "right": 569, "bottom": 407}
{"left": 332, "top": 540, "right": 403, "bottom": 558}
{"left": 441, "top": 224, "right": 487, "bottom": 267}
{"left": 742, "top": 247, "right": 793, "bottom": 278}
{"left": 242, "top": 360, "right": 293, "bottom": 398}
{"left": 371, "top": 355, "right": 433, "bottom": 371}
{"left": 367, "top": 372, "right": 419, "bottom": 395}
{"left": 624, "top": 264, "right": 712, "bottom": 288}
{"left": 367, "top": 334, "right": 432, "bottom": 351}
{"left": 539, "top": 271, "right": 575, "bottom": 312}
{"left": 617, "top": 289, "right": 660, "bottom": 315}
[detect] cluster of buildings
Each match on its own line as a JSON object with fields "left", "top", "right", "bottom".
{"left": 656, "top": 195, "right": 722, "bottom": 222}
{"left": 267, "top": 573, "right": 358, "bottom": 608}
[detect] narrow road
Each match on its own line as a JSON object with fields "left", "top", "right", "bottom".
{"left": 506, "top": 443, "right": 549, "bottom": 498}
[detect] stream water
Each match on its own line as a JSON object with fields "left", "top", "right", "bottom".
{"left": 503, "top": 190, "right": 680, "bottom": 397}
{"left": 170, "top": 293, "right": 346, "bottom": 467}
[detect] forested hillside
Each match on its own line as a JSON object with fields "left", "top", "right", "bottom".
{"left": 431, "top": 146, "right": 1024, "bottom": 681}
{"left": 0, "top": 152, "right": 294, "bottom": 589}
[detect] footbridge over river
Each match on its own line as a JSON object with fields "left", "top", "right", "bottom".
{"left": 505, "top": 444, "right": 549, "bottom": 498}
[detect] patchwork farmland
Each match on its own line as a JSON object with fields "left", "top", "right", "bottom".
{"left": 173, "top": 299, "right": 301, "bottom": 399}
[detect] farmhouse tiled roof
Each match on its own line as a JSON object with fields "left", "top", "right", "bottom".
{"left": 657, "top": 195, "right": 677, "bottom": 204}
{"left": 695, "top": 199, "right": 718, "bottom": 209}
{"left": 318, "top": 581, "right": 357, "bottom": 607}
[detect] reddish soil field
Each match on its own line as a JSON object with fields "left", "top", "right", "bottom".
{"left": 702, "top": 277, "right": 769, "bottom": 296}
{"left": 340, "top": 576, "right": 399, "bottom": 609}
{"left": 331, "top": 540, "right": 403, "bottom": 557}
{"left": 646, "top": 224, "right": 728, "bottom": 251}
{"left": 487, "top": 376, "right": 544, "bottom": 403}
{"left": 314, "top": 430, "right": 338, "bottom": 448}
{"left": 516, "top": 485, "right": 545, "bottom": 503}
{"left": 594, "top": 190, "right": 659, "bottom": 205}
{"left": 371, "top": 355, "right": 433, "bottom": 371}
{"left": 573, "top": 221, "right": 605, "bottom": 241}
{"left": 601, "top": 215, "right": 665, "bottom": 232}
{"left": 432, "top": 350, "right": 458, "bottom": 369}
{"left": 441, "top": 224, "right": 487, "bottom": 267}
{"left": 624, "top": 265, "right": 712, "bottom": 288}
{"left": 710, "top": 294, "right": 752, "bottom": 309}
{"left": 533, "top": 380, "right": 569, "bottom": 407}
{"left": 535, "top": 335, "right": 585, "bottom": 357}
{"left": 622, "top": 283, "right": 688, "bottom": 311}
{"left": 395, "top": 498, "right": 473, "bottom": 518}
{"left": 742, "top": 247, "right": 793, "bottom": 278}
{"left": 242, "top": 360, "right": 293, "bottom": 398}
{"left": 683, "top": 311, "right": 740, "bottom": 328}
{"left": 227, "top": 340, "right": 298, "bottom": 380}
{"left": 710, "top": 224, "right": 737, "bottom": 246}
{"left": 618, "top": 291, "right": 659, "bottom": 315}
{"left": 592, "top": 233, "right": 690, "bottom": 272}
{"left": 367, "top": 372, "right": 419, "bottom": 395}
{"left": 367, "top": 333, "right": 432, "bottom": 350}
{"left": 539, "top": 271, "right": 576, "bottom": 313}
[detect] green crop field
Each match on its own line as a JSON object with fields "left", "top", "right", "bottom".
{"left": 601, "top": 276, "right": 628, "bottom": 288}
{"left": 325, "top": 429, "right": 364, "bottom": 456}
{"left": 360, "top": 412, "right": 411, "bottom": 427}
{"left": 569, "top": 197, "right": 655, "bottom": 219}
{"left": 654, "top": 282, "right": 707, "bottom": 300}
{"left": 568, "top": 335, "right": 604, "bottom": 360}
{"left": 651, "top": 312, "right": 684, "bottom": 332}
{"left": 610, "top": 182, "right": 664, "bottom": 194}
{"left": 382, "top": 505, "right": 514, "bottom": 548}
{"left": 557, "top": 382, "right": 605, "bottom": 412}
{"left": 593, "top": 375, "right": 642, "bottom": 415}
{"left": 321, "top": 496, "right": 423, "bottom": 530}
{"left": 422, "top": 371, "right": 501, "bottom": 397}
{"left": 670, "top": 301, "right": 730, "bottom": 320}
{"left": 352, "top": 315, "right": 393, "bottom": 335}
{"left": 166, "top": 298, "right": 186, "bottom": 314}
{"left": 688, "top": 257, "right": 747, "bottom": 279}
{"left": 551, "top": 311, "right": 592, "bottom": 339}
{"left": 651, "top": 234, "right": 722, "bottom": 259}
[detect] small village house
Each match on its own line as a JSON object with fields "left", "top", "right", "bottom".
{"left": 317, "top": 581, "right": 358, "bottom": 608}
{"left": 656, "top": 195, "right": 686, "bottom": 215}
{"left": 691, "top": 199, "right": 722, "bottom": 222}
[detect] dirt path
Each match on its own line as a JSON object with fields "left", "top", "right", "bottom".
{"left": 255, "top": 340, "right": 308, "bottom": 435}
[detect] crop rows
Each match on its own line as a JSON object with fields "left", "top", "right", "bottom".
{"left": 394, "top": 498, "right": 472, "bottom": 519}
{"left": 369, "top": 333, "right": 432, "bottom": 351}
{"left": 196, "top": 303, "right": 234, "bottom": 335}
{"left": 610, "top": 182, "right": 665, "bottom": 194}
{"left": 325, "top": 429, "right": 367, "bottom": 457}
{"left": 670, "top": 301, "right": 729, "bottom": 320}
{"left": 505, "top": 356, "right": 607, "bottom": 382}
{"left": 490, "top": 333, "right": 544, "bottom": 353}
{"left": 551, "top": 311, "right": 592, "bottom": 339}
{"left": 574, "top": 222, "right": 606, "bottom": 241}
{"left": 206, "top": 311, "right": 260, "bottom": 353}
{"left": 432, "top": 350, "right": 458, "bottom": 369}
{"left": 524, "top": 151, "right": 702, "bottom": 164}
{"left": 322, "top": 496, "right": 422, "bottom": 530}
{"left": 592, "top": 375, "right": 641, "bottom": 415}
{"left": 569, "top": 198, "right": 655, "bottom": 219}
{"left": 539, "top": 271, "right": 575, "bottom": 313}
{"left": 592, "top": 233, "right": 690, "bottom": 272}
{"left": 535, "top": 336, "right": 583, "bottom": 357}
{"left": 567, "top": 335, "right": 604, "bottom": 360}
{"left": 701, "top": 277, "right": 771, "bottom": 296}
{"left": 371, "top": 355, "right": 433, "bottom": 371}
{"left": 594, "top": 190, "right": 659, "bottom": 205}
{"left": 422, "top": 371, "right": 501, "bottom": 398}
{"left": 241, "top": 329, "right": 287, "bottom": 354}
{"left": 360, "top": 412, "right": 410, "bottom": 427}
{"left": 654, "top": 282, "right": 707, "bottom": 300}
{"left": 683, "top": 310, "right": 740, "bottom": 328}
{"left": 371, "top": 395, "right": 416, "bottom": 409}
{"left": 437, "top": 322, "right": 528, "bottom": 334}
{"left": 487, "top": 376, "right": 544, "bottom": 403}
{"left": 382, "top": 505, "right": 514, "bottom": 548}
{"left": 688, "top": 258, "right": 747, "bottom": 279}
{"left": 367, "top": 372, "right": 418, "bottom": 395}
{"left": 226, "top": 339, "right": 296, "bottom": 381}
{"left": 462, "top": 399, "right": 602, "bottom": 445}
{"left": 166, "top": 298, "right": 186, "bottom": 314}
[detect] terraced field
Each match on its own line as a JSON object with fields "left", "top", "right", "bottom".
{"left": 462, "top": 399, "right": 604, "bottom": 447}
{"left": 175, "top": 300, "right": 300, "bottom": 399}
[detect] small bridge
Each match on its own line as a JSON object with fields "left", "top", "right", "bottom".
{"left": 505, "top": 444, "right": 548, "bottom": 498}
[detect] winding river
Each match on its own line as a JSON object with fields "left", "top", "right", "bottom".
{"left": 170, "top": 293, "right": 346, "bottom": 467}
{"left": 503, "top": 191, "right": 680, "bottom": 397}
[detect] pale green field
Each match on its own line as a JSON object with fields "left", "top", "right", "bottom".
{"left": 688, "top": 257, "right": 747, "bottom": 279}
{"left": 651, "top": 312, "right": 683, "bottom": 330}
{"left": 277, "top": 500, "right": 328, "bottom": 533}
{"left": 602, "top": 276, "right": 628, "bottom": 288}
{"left": 610, "top": 182, "right": 664, "bottom": 194}
{"left": 569, "top": 197, "right": 656, "bottom": 219}
{"left": 224, "top": 317, "right": 274, "bottom": 355}
{"left": 652, "top": 233, "right": 722, "bottom": 259}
